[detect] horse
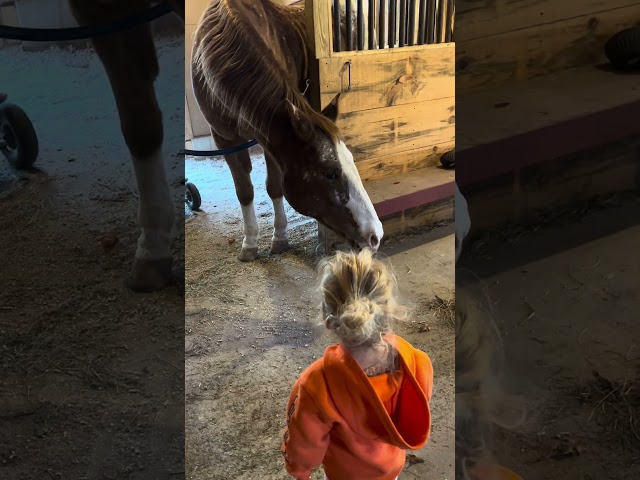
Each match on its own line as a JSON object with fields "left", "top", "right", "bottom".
{"left": 191, "top": 0, "right": 384, "bottom": 262}
{"left": 67, "top": 0, "right": 185, "bottom": 291}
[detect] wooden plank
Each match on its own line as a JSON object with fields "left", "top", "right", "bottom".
{"left": 456, "top": 4, "right": 640, "bottom": 93}
{"left": 319, "top": 43, "right": 454, "bottom": 112}
{"left": 306, "top": 0, "right": 333, "bottom": 59}
{"left": 356, "top": 141, "right": 454, "bottom": 181}
{"left": 337, "top": 97, "right": 455, "bottom": 159}
{"left": 365, "top": 165, "right": 454, "bottom": 211}
{"left": 380, "top": 197, "right": 453, "bottom": 236}
{"left": 457, "top": 0, "right": 640, "bottom": 42}
{"left": 463, "top": 138, "right": 640, "bottom": 235}
{"left": 457, "top": 65, "right": 640, "bottom": 150}
{"left": 456, "top": 65, "right": 640, "bottom": 188}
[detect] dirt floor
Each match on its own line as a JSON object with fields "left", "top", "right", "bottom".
{"left": 0, "top": 38, "right": 185, "bottom": 479}
{"left": 460, "top": 195, "right": 640, "bottom": 479}
{"left": 185, "top": 152, "right": 456, "bottom": 479}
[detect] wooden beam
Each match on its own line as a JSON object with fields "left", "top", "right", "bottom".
{"left": 456, "top": 3, "right": 640, "bottom": 92}
{"left": 356, "top": 141, "right": 455, "bottom": 181}
{"left": 366, "top": 167, "right": 455, "bottom": 216}
{"left": 319, "top": 43, "right": 454, "bottom": 113}
{"left": 457, "top": 100, "right": 640, "bottom": 188}
{"left": 306, "top": 0, "right": 333, "bottom": 59}
{"left": 337, "top": 97, "right": 455, "bottom": 159}
{"left": 456, "top": 0, "right": 640, "bottom": 42}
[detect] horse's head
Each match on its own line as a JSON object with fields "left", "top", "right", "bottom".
{"left": 269, "top": 94, "right": 383, "bottom": 251}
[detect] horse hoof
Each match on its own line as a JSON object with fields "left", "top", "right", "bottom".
{"left": 270, "top": 239, "right": 290, "bottom": 254}
{"left": 127, "top": 257, "right": 173, "bottom": 292}
{"left": 238, "top": 247, "right": 259, "bottom": 262}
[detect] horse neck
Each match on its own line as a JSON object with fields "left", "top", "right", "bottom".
{"left": 264, "top": 1, "right": 309, "bottom": 92}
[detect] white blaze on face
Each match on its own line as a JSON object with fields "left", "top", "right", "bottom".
{"left": 335, "top": 141, "right": 384, "bottom": 248}
{"left": 455, "top": 182, "right": 470, "bottom": 262}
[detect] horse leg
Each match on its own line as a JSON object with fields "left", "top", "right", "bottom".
{"left": 69, "top": 2, "right": 174, "bottom": 291}
{"left": 212, "top": 132, "right": 259, "bottom": 262}
{"left": 264, "top": 152, "right": 289, "bottom": 254}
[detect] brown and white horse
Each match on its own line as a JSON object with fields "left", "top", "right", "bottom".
{"left": 191, "top": 0, "right": 383, "bottom": 262}
{"left": 67, "top": 0, "right": 184, "bottom": 291}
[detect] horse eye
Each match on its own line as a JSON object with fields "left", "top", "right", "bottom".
{"left": 324, "top": 170, "right": 339, "bottom": 180}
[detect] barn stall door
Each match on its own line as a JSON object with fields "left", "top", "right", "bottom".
{"left": 305, "top": 0, "right": 455, "bottom": 182}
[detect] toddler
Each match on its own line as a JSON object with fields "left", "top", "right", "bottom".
{"left": 281, "top": 249, "right": 433, "bottom": 480}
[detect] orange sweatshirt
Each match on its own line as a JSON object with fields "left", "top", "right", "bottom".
{"left": 281, "top": 334, "right": 433, "bottom": 480}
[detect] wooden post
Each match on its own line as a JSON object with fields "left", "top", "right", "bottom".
{"left": 306, "top": 0, "right": 333, "bottom": 59}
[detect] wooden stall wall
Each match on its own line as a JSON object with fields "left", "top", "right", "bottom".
{"left": 307, "top": 0, "right": 455, "bottom": 183}
{"left": 185, "top": 0, "right": 212, "bottom": 141}
{"left": 318, "top": 45, "right": 455, "bottom": 181}
{"left": 456, "top": 0, "right": 640, "bottom": 94}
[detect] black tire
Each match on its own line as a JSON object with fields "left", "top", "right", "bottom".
{"left": 0, "top": 102, "right": 39, "bottom": 169}
{"left": 604, "top": 27, "right": 640, "bottom": 69}
{"left": 185, "top": 182, "right": 202, "bottom": 211}
{"left": 440, "top": 150, "right": 455, "bottom": 169}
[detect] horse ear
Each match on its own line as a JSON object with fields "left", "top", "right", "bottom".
{"left": 321, "top": 93, "right": 341, "bottom": 123}
{"left": 285, "top": 99, "right": 314, "bottom": 140}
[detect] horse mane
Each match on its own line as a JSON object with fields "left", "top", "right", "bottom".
{"left": 193, "top": 0, "right": 340, "bottom": 142}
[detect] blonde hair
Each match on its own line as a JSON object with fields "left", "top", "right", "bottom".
{"left": 318, "top": 249, "right": 407, "bottom": 347}
{"left": 455, "top": 272, "right": 526, "bottom": 479}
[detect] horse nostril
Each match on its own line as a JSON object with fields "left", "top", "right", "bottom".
{"left": 369, "top": 234, "right": 379, "bottom": 250}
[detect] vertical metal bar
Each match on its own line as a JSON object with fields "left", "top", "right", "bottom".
{"left": 436, "top": 0, "right": 441, "bottom": 43}
{"left": 346, "top": 0, "right": 353, "bottom": 51}
{"left": 388, "top": 0, "right": 396, "bottom": 48}
{"left": 445, "top": 0, "right": 453, "bottom": 42}
{"left": 368, "top": 0, "right": 375, "bottom": 49}
{"left": 333, "top": 0, "right": 342, "bottom": 52}
{"left": 408, "top": 0, "right": 416, "bottom": 46}
{"left": 379, "top": 0, "right": 386, "bottom": 49}
{"left": 426, "top": 0, "right": 435, "bottom": 44}
{"left": 399, "top": 0, "right": 406, "bottom": 47}
{"left": 436, "top": 0, "right": 445, "bottom": 44}
{"left": 357, "top": 0, "right": 364, "bottom": 50}
{"left": 417, "top": 0, "right": 426, "bottom": 45}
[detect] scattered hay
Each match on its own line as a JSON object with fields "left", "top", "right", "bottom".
{"left": 425, "top": 295, "right": 455, "bottom": 326}
{"left": 580, "top": 370, "right": 640, "bottom": 447}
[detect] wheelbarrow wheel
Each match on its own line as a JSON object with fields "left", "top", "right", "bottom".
{"left": 0, "top": 102, "right": 39, "bottom": 170}
{"left": 185, "top": 182, "right": 201, "bottom": 211}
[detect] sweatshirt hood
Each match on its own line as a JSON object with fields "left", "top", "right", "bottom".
{"left": 321, "top": 334, "right": 431, "bottom": 449}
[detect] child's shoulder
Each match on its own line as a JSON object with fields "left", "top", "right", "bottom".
{"left": 391, "top": 335, "right": 433, "bottom": 370}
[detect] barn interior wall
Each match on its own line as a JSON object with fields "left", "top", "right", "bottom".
{"left": 456, "top": 0, "right": 640, "bottom": 94}
{"left": 185, "top": 0, "right": 213, "bottom": 140}
{"left": 318, "top": 45, "right": 455, "bottom": 181}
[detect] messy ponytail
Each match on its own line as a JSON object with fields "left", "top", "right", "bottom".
{"left": 318, "top": 249, "right": 407, "bottom": 347}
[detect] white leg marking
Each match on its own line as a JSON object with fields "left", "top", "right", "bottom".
{"left": 271, "top": 197, "right": 288, "bottom": 242}
{"left": 132, "top": 150, "right": 174, "bottom": 260}
{"left": 241, "top": 202, "right": 259, "bottom": 249}
{"left": 336, "top": 141, "right": 384, "bottom": 247}
{"left": 455, "top": 182, "right": 471, "bottom": 262}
